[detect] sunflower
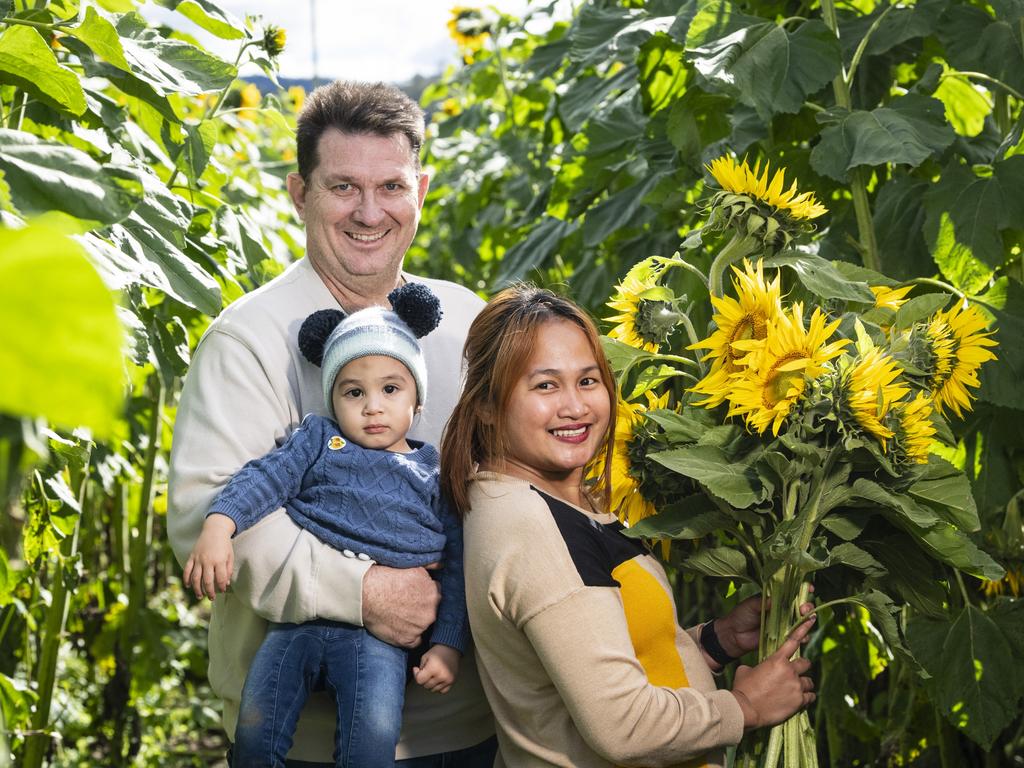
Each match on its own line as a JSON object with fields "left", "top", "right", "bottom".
{"left": 870, "top": 285, "right": 913, "bottom": 312}
{"left": 606, "top": 257, "right": 675, "bottom": 352}
{"left": 589, "top": 398, "right": 659, "bottom": 528}
{"left": 262, "top": 25, "right": 286, "bottom": 58}
{"left": 238, "top": 82, "right": 261, "bottom": 110}
{"left": 892, "top": 392, "right": 936, "bottom": 464}
{"left": 724, "top": 303, "right": 849, "bottom": 435}
{"left": 707, "top": 155, "right": 828, "bottom": 222}
{"left": 287, "top": 85, "right": 305, "bottom": 112}
{"left": 923, "top": 302, "right": 998, "bottom": 418}
{"left": 689, "top": 259, "right": 782, "bottom": 408}
{"left": 841, "top": 345, "right": 910, "bottom": 449}
{"left": 447, "top": 6, "right": 490, "bottom": 54}
{"left": 982, "top": 563, "right": 1022, "bottom": 598}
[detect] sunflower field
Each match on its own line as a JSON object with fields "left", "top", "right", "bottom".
{"left": 2, "top": 0, "right": 1023, "bottom": 765}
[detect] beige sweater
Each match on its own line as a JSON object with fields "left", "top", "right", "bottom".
{"left": 167, "top": 257, "right": 494, "bottom": 761}
{"left": 463, "top": 473, "right": 744, "bottom": 767}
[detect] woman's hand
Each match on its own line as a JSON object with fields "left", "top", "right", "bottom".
{"left": 712, "top": 588, "right": 816, "bottom": 662}
{"left": 730, "top": 616, "right": 817, "bottom": 730}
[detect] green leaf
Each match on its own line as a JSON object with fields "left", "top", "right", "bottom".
{"left": 976, "top": 279, "right": 1024, "bottom": 410}
{"left": 913, "top": 522, "right": 1004, "bottom": 580}
{"left": 177, "top": 119, "right": 218, "bottom": 185}
{"left": 872, "top": 176, "right": 933, "bottom": 282}
{"left": 938, "top": 5, "right": 1024, "bottom": 96}
{"left": 863, "top": 534, "right": 947, "bottom": 617}
{"left": 830, "top": 543, "right": 886, "bottom": 576}
{"left": 857, "top": 589, "right": 910, "bottom": 658}
{"left": 0, "top": 24, "right": 86, "bottom": 116}
{"left": 908, "top": 605, "right": 1024, "bottom": 750}
{"left": 162, "top": 0, "right": 245, "bottom": 39}
{"left": 687, "top": 13, "right": 840, "bottom": 118}
{"left": 66, "top": 6, "right": 132, "bottom": 71}
{"left": 638, "top": 33, "right": 686, "bottom": 114}
{"left": 0, "top": 223, "right": 123, "bottom": 435}
{"left": 923, "top": 157, "right": 1024, "bottom": 281}
{"left": 627, "top": 364, "right": 683, "bottom": 401}
{"left": 763, "top": 251, "right": 875, "bottom": 302}
{"left": 682, "top": 545, "right": 750, "bottom": 580}
{"left": 849, "top": 478, "right": 939, "bottom": 528}
{"left": 496, "top": 216, "right": 576, "bottom": 284}
{"left": 820, "top": 510, "right": 872, "bottom": 541}
{"left": 933, "top": 71, "right": 992, "bottom": 138}
{"left": 907, "top": 458, "right": 979, "bottom": 532}
{"left": 600, "top": 335, "right": 654, "bottom": 374}
{"left": 570, "top": 3, "right": 674, "bottom": 71}
{"left": 651, "top": 444, "right": 764, "bottom": 508}
{"left": 582, "top": 173, "right": 664, "bottom": 247}
{"left": 810, "top": 95, "right": 955, "bottom": 182}
{"left": 891, "top": 293, "right": 950, "bottom": 332}
{"left": 643, "top": 408, "right": 712, "bottom": 443}
{"left": 0, "top": 130, "right": 143, "bottom": 225}
{"left": 626, "top": 495, "right": 729, "bottom": 539}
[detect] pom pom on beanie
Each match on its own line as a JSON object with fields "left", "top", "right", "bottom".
{"left": 298, "top": 309, "right": 345, "bottom": 367}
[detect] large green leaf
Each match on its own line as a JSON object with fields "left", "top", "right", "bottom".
{"left": 625, "top": 495, "right": 729, "bottom": 539}
{"left": 975, "top": 278, "right": 1024, "bottom": 410}
{"left": 849, "top": 478, "right": 939, "bottom": 528}
{"left": 496, "top": 216, "right": 577, "bottom": 285}
{"left": 872, "top": 175, "right": 933, "bottom": 281}
{"left": 0, "top": 24, "right": 86, "bottom": 116}
{"left": 650, "top": 444, "right": 764, "bottom": 508}
{"left": 158, "top": 0, "right": 245, "bottom": 40}
{"left": 810, "top": 95, "right": 955, "bottom": 182}
{"left": 66, "top": 6, "right": 132, "bottom": 71}
{"left": 569, "top": 3, "right": 675, "bottom": 71}
{"left": 922, "top": 157, "right": 1024, "bottom": 281}
{"left": 937, "top": 5, "right": 1024, "bottom": 95}
{"left": 644, "top": 408, "right": 713, "bottom": 443}
{"left": 764, "top": 251, "right": 875, "bottom": 302}
{"left": 0, "top": 223, "right": 123, "bottom": 435}
{"left": 863, "top": 534, "right": 947, "bottom": 616}
{"left": 907, "top": 457, "right": 979, "bottom": 532}
{"left": 582, "top": 173, "right": 664, "bottom": 247}
{"left": 933, "top": 70, "right": 992, "bottom": 138}
{"left": 907, "top": 605, "right": 1024, "bottom": 750}
{"left": 687, "top": 15, "right": 840, "bottom": 118}
{"left": 638, "top": 33, "right": 687, "bottom": 114}
{"left": 913, "top": 522, "right": 1004, "bottom": 580}
{"left": 682, "top": 545, "right": 750, "bottom": 580}
{"left": 0, "top": 130, "right": 142, "bottom": 224}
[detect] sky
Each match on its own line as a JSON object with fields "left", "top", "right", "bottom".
{"left": 147, "top": 0, "right": 541, "bottom": 84}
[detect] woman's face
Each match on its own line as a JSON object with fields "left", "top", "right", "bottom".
{"left": 498, "top": 318, "right": 611, "bottom": 496}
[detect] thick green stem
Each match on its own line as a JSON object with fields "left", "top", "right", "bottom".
{"left": 820, "top": 0, "right": 880, "bottom": 272}
{"left": 22, "top": 457, "right": 88, "bottom": 768}
{"left": 708, "top": 232, "right": 761, "bottom": 298}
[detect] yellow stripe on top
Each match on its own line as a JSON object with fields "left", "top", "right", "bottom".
{"left": 612, "top": 556, "right": 708, "bottom": 768}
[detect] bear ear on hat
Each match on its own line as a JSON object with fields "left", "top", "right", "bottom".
{"left": 298, "top": 309, "right": 345, "bottom": 367}
{"left": 387, "top": 283, "right": 442, "bottom": 339}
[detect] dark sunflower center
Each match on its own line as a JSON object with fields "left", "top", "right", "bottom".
{"left": 726, "top": 312, "right": 768, "bottom": 362}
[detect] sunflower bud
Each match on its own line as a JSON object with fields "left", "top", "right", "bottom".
{"left": 262, "top": 25, "right": 286, "bottom": 58}
{"left": 635, "top": 300, "right": 682, "bottom": 347}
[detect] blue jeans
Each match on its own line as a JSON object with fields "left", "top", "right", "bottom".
{"left": 233, "top": 620, "right": 406, "bottom": 767}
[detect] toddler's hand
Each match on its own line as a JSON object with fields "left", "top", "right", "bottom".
{"left": 184, "top": 514, "right": 237, "bottom": 600}
{"left": 413, "top": 644, "right": 461, "bottom": 694}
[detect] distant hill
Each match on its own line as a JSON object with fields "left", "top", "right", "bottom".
{"left": 243, "top": 74, "right": 435, "bottom": 103}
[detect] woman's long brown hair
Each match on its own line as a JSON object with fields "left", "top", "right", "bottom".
{"left": 440, "top": 284, "right": 617, "bottom": 516}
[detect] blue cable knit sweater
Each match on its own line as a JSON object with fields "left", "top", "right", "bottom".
{"left": 209, "top": 414, "right": 467, "bottom": 652}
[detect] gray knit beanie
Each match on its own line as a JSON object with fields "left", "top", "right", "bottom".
{"left": 297, "top": 283, "right": 443, "bottom": 417}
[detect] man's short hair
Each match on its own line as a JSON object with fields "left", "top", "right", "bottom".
{"left": 296, "top": 80, "right": 426, "bottom": 180}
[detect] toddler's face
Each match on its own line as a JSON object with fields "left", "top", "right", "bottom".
{"left": 332, "top": 355, "right": 418, "bottom": 452}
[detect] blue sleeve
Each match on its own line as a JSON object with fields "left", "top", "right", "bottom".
{"left": 429, "top": 493, "right": 469, "bottom": 654}
{"left": 208, "top": 415, "right": 326, "bottom": 535}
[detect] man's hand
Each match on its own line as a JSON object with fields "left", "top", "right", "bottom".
{"left": 362, "top": 564, "right": 440, "bottom": 648}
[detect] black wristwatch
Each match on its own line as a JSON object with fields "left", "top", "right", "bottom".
{"left": 700, "top": 620, "right": 739, "bottom": 667}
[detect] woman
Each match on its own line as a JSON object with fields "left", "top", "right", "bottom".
{"left": 441, "top": 285, "right": 815, "bottom": 767}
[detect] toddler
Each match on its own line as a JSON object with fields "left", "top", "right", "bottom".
{"left": 184, "top": 283, "right": 466, "bottom": 767}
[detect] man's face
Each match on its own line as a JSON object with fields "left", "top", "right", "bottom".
{"left": 288, "top": 129, "right": 429, "bottom": 285}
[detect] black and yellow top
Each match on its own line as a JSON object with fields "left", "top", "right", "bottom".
{"left": 463, "top": 472, "right": 744, "bottom": 768}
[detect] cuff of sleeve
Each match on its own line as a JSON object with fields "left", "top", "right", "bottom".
{"left": 208, "top": 506, "right": 249, "bottom": 536}
{"left": 710, "top": 689, "right": 746, "bottom": 746}
{"left": 429, "top": 622, "right": 469, "bottom": 654}
{"left": 312, "top": 539, "right": 373, "bottom": 626}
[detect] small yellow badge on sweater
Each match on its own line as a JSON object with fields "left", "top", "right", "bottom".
{"left": 328, "top": 436, "right": 346, "bottom": 450}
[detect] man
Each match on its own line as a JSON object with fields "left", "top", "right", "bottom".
{"left": 168, "top": 80, "right": 495, "bottom": 766}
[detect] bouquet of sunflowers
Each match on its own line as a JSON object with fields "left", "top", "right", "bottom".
{"left": 597, "top": 157, "right": 1003, "bottom": 767}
